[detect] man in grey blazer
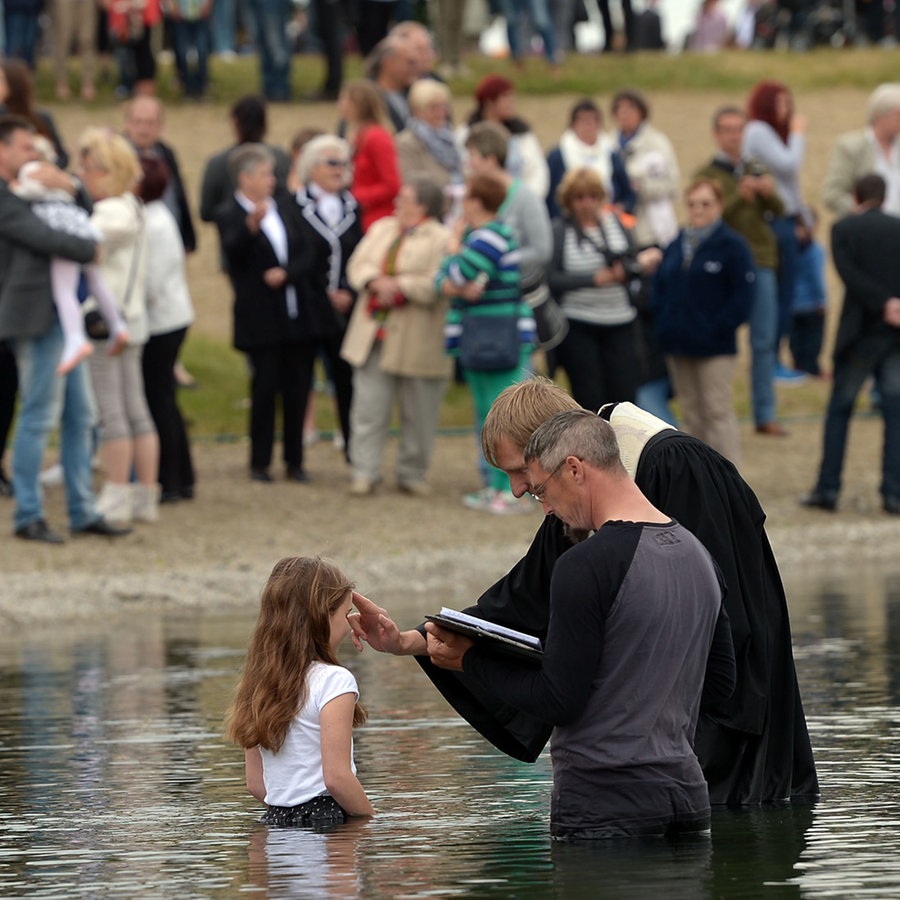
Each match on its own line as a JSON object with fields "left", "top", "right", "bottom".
{"left": 0, "top": 114, "right": 131, "bottom": 543}
{"left": 822, "top": 83, "right": 900, "bottom": 218}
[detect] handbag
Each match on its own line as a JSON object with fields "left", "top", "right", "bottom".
{"left": 458, "top": 313, "right": 522, "bottom": 372}
{"left": 521, "top": 270, "right": 568, "bottom": 351}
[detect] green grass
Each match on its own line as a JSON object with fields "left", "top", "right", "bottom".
{"left": 35, "top": 44, "right": 900, "bottom": 108}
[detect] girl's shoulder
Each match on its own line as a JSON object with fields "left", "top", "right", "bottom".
{"left": 306, "top": 661, "right": 358, "bottom": 700}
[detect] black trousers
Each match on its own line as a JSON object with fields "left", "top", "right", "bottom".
{"left": 142, "top": 327, "right": 195, "bottom": 495}
{"left": 0, "top": 341, "right": 17, "bottom": 464}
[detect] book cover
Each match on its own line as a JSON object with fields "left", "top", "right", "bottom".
{"left": 424, "top": 607, "right": 543, "bottom": 664}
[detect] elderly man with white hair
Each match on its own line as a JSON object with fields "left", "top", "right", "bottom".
{"left": 823, "top": 82, "right": 900, "bottom": 218}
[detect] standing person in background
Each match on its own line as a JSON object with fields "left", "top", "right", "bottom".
{"left": 696, "top": 105, "right": 786, "bottom": 437}
{"left": 433, "top": 0, "right": 467, "bottom": 77}
{"left": 343, "top": 178, "right": 452, "bottom": 497}
{"left": 1, "top": 59, "right": 69, "bottom": 168}
{"left": 611, "top": 89, "right": 680, "bottom": 251}
{"left": 436, "top": 173, "right": 535, "bottom": 516}
{"left": 461, "top": 76, "right": 550, "bottom": 202}
{"left": 0, "top": 116, "right": 129, "bottom": 543}
{"left": 79, "top": 127, "right": 160, "bottom": 527}
{"left": 210, "top": 0, "right": 237, "bottom": 57}
{"left": 166, "top": 0, "right": 213, "bottom": 100}
{"left": 214, "top": 143, "right": 310, "bottom": 484}
{"left": 801, "top": 174, "right": 900, "bottom": 516}
{"left": 597, "top": 0, "right": 634, "bottom": 51}
{"left": 245, "top": 0, "right": 292, "bottom": 102}
{"left": 822, "top": 83, "right": 900, "bottom": 219}
{"left": 199, "top": 94, "right": 292, "bottom": 265}
{"left": 501, "top": 0, "right": 559, "bottom": 72}
{"left": 362, "top": 36, "right": 416, "bottom": 133}
{"left": 547, "top": 167, "right": 661, "bottom": 413}
{"left": 123, "top": 96, "right": 197, "bottom": 254}
{"left": 338, "top": 79, "right": 401, "bottom": 232}
{"left": 305, "top": 0, "right": 344, "bottom": 102}
{"left": 743, "top": 79, "right": 809, "bottom": 384}
{"left": 790, "top": 207, "right": 827, "bottom": 377}
{"left": 652, "top": 178, "right": 755, "bottom": 466}
{"left": 139, "top": 154, "right": 196, "bottom": 504}
{"left": 357, "top": 0, "right": 396, "bottom": 57}
{"left": 52, "top": 0, "right": 98, "bottom": 101}
{"left": 3, "top": 0, "right": 42, "bottom": 67}
{"left": 225, "top": 556, "right": 376, "bottom": 826}
{"left": 288, "top": 134, "right": 363, "bottom": 465}
{"left": 687, "top": 0, "right": 730, "bottom": 52}
{"left": 106, "top": 0, "right": 162, "bottom": 97}
{"left": 545, "top": 98, "right": 633, "bottom": 221}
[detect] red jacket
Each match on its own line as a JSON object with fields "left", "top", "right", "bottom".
{"left": 351, "top": 125, "right": 400, "bottom": 233}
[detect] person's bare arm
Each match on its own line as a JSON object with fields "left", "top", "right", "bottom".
{"left": 245, "top": 747, "right": 266, "bottom": 802}
{"left": 320, "top": 694, "right": 375, "bottom": 817}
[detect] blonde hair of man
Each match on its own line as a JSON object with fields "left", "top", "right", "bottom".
{"left": 481, "top": 376, "right": 580, "bottom": 467}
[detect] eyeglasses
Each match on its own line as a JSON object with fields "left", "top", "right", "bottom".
{"left": 572, "top": 193, "right": 599, "bottom": 201}
{"left": 529, "top": 458, "right": 567, "bottom": 502}
{"left": 686, "top": 199, "right": 716, "bottom": 208}
{"left": 320, "top": 158, "right": 349, "bottom": 168}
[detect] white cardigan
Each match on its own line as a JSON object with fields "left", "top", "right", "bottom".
{"left": 91, "top": 192, "right": 150, "bottom": 345}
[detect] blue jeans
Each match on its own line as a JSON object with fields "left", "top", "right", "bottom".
{"left": 503, "top": 0, "right": 557, "bottom": 62}
{"left": 636, "top": 375, "right": 678, "bottom": 427}
{"left": 772, "top": 216, "right": 798, "bottom": 344}
{"left": 172, "top": 18, "right": 211, "bottom": 96}
{"left": 815, "top": 338, "right": 900, "bottom": 502}
{"left": 11, "top": 322, "right": 98, "bottom": 531}
{"left": 749, "top": 266, "right": 778, "bottom": 426}
{"left": 4, "top": 11, "right": 39, "bottom": 66}
{"left": 246, "top": 0, "right": 292, "bottom": 101}
{"left": 210, "top": 0, "right": 236, "bottom": 53}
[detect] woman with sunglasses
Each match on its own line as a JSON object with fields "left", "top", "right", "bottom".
{"left": 288, "top": 135, "right": 364, "bottom": 468}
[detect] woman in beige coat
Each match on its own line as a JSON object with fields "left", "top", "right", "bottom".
{"left": 342, "top": 177, "right": 452, "bottom": 496}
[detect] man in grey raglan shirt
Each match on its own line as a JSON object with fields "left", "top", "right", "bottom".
{"left": 425, "top": 409, "right": 735, "bottom": 840}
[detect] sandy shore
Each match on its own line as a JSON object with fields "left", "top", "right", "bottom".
{"left": 1, "top": 413, "right": 897, "bottom": 631}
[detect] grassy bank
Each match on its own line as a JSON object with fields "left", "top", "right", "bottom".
{"left": 36, "top": 43, "right": 900, "bottom": 106}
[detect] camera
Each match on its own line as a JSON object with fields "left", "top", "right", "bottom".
{"left": 743, "top": 160, "right": 767, "bottom": 178}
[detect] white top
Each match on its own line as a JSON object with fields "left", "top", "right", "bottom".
{"left": 259, "top": 662, "right": 359, "bottom": 808}
{"left": 144, "top": 200, "right": 195, "bottom": 336}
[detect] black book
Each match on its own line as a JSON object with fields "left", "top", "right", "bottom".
{"left": 424, "top": 606, "right": 543, "bottom": 664}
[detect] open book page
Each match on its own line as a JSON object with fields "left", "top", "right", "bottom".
{"left": 437, "top": 606, "right": 543, "bottom": 651}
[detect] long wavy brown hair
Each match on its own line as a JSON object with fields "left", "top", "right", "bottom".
{"left": 224, "top": 557, "right": 366, "bottom": 752}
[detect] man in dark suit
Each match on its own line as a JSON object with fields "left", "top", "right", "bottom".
{"left": 123, "top": 96, "right": 197, "bottom": 254}
{"left": 0, "top": 115, "right": 130, "bottom": 542}
{"left": 801, "top": 173, "right": 900, "bottom": 515}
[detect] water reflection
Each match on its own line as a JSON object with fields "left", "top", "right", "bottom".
{"left": 1, "top": 570, "right": 900, "bottom": 897}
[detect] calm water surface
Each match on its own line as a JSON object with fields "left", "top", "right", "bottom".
{"left": 2, "top": 566, "right": 900, "bottom": 898}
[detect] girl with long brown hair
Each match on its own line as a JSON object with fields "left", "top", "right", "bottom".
{"left": 225, "top": 557, "right": 375, "bottom": 826}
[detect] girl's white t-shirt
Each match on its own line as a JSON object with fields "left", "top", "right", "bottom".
{"left": 259, "top": 661, "right": 359, "bottom": 807}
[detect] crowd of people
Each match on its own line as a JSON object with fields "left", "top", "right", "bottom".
{"left": 1, "top": 34, "right": 900, "bottom": 537}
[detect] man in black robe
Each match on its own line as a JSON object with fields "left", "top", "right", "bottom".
{"left": 351, "top": 379, "right": 819, "bottom": 806}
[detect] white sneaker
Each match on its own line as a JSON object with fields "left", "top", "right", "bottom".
{"left": 133, "top": 483, "right": 160, "bottom": 523}
{"left": 39, "top": 463, "right": 64, "bottom": 487}
{"left": 95, "top": 482, "right": 133, "bottom": 525}
{"left": 303, "top": 429, "right": 320, "bottom": 448}
{"left": 462, "top": 487, "right": 497, "bottom": 511}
